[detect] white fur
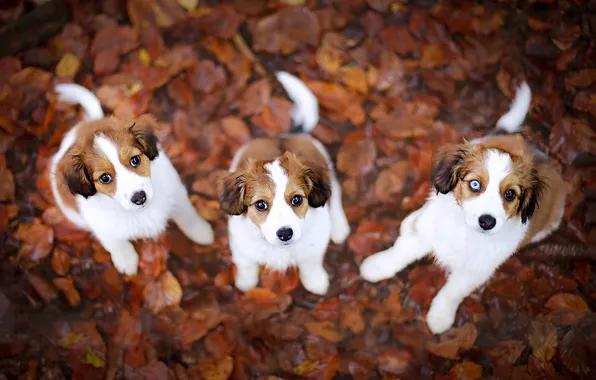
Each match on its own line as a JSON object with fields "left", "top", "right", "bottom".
{"left": 50, "top": 85, "right": 213, "bottom": 275}
{"left": 276, "top": 71, "right": 319, "bottom": 133}
{"left": 55, "top": 83, "right": 104, "bottom": 121}
{"left": 496, "top": 81, "right": 531, "bottom": 133}
{"left": 226, "top": 72, "right": 350, "bottom": 295}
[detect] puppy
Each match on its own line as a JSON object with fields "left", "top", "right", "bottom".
{"left": 217, "top": 72, "right": 351, "bottom": 295}
{"left": 360, "top": 83, "right": 567, "bottom": 334}
{"left": 50, "top": 84, "right": 214, "bottom": 275}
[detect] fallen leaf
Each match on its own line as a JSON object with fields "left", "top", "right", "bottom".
{"left": 195, "top": 355, "right": 233, "bottom": 380}
{"left": 427, "top": 323, "right": 478, "bottom": 359}
{"left": 377, "top": 349, "right": 413, "bottom": 376}
{"left": 316, "top": 46, "right": 347, "bottom": 75}
{"left": 305, "top": 321, "right": 345, "bottom": 343}
{"left": 143, "top": 271, "right": 183, "bottom": 314}
{"left": 240, "top": 78, "right": 270, "bottom": 117}
{"left": 178, "top": 0, "right": 198, "bottom": 11}
{"left": 487, "top": 340, "right": 526, "bottom": 366}
{"left": 55, "top": 53, "right": 81, "bottom": 79}
{"left": 340, "top": 301, "right": 365, "bottom": 334}
{"left": 53, "top": 277, "right": 81, "bottom": 306}
{"left": 86, "top": 348, "right": 106, "bottom": 368}
{"left": 559, "top": 327, "right": 590, "bottom": 376}
{"left": 545, "top": 293, "right": 590, "bottom": 312}
{"left": 0, "top": 155, "right": 15, "bottom": 202}
{"left": 251, "top": 97, "right": 292, "bottom": 135}
{"left": 253, "top": 7, "right": 320, "bottom": 54}
{"left": 28, "top": 272, "right": 59, "bottom": 303}
{"left": 338, "top": 65, "right": 368, "bottom": 94}
{"left": 447, "top": 362, "right": 483, "bottom": 380}
{"left": 336, "top": 140, "right": 376, "bottom": 177}
{"left": 189, "top": 59, "right": 227, "bottom": 93}
{"left": 90, "top": 26, "right": 138, "bottom": 57}
{"left": 566, "top": 69, "right": 596, "bottom": 88}
{"left": 420, "top": 45, "right": 446, "bottom": 68}
{"left": 14, "top": 218, "right": 54, "bottom": 264}
{"left": 375, "top": 161, "right": 409, "bottom": 203}
{"left": 527, "top": 319, "right": 557, "bottom": 362}
{"left": 193, "top": 5, "right": 243, "bottom": 39}
{"left": 347, "top": 221, "right": 386, "bottom": 257}
{"left": 380, "top": 26, "right": 416, "bottom": 55}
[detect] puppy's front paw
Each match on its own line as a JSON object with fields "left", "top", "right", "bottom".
{"left": 359, "top": 250, "right": 397, "bottom": 283}
{"left": 300, "top": 266, "right": 329, "bottom": 295}
{"left": 331, "top": 220, "right": 350, "bottom": 245}
{"left": 234, "top": 265, "right": 259, "bottom": 292}
{"left": 111, "top": 251, "right": 139, "bottom": 276}
{"left": 426, "top": 297, "right": 457, "bottom": 334}
{"left": 187, "top": 220, "right": 214, "bottom": 245}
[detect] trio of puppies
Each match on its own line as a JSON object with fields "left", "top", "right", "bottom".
{"left": 50, "top": 73, "right": 566, "bottom": 334}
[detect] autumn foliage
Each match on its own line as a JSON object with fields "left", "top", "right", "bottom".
{"left": 0, "top": 0, "right": 595, "bottom": 379}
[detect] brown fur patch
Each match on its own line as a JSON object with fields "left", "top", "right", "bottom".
{"left": 56, "top": 114, "right": 159, "bottom": 206}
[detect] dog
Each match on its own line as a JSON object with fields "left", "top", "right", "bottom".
{"left": 217, "top": 72, "right": 351, "bottom": 295}
{"left": 50, "top": 84, "right": 214, "bottom": 275}
{"left": 360, "top": 82, "right": 567, "bottom": 334}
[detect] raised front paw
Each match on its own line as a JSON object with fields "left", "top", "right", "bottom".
{"left": 330, "top": 220, "right": 350, "bottom": 245}
{"left": 359, "top": 250, "right": 397, "bottom": 283}
{"left": 300, "top": 266, "right": 330, "bottom": 295}
{"left": 111, "top": 250, "right": 139, "bottom": 276}
{"left": 186, "top": 219, "right": 214, "bottom": 245}
{"left": 234, "top": 265, "right": 259, "bottom": 292}
{"left": 426, "top": 296, "right": 457, "bottom": 334}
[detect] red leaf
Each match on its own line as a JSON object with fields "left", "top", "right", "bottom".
{"left": 193, "top": 5, "right": 243, "bottom": 39}
{"left": 312, "top": 298, "right": 340, "bottom": 321}
{"left": 14, "top": 218, "right": 54, "bottom": 264}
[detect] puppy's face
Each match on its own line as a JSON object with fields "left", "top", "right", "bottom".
{"left": 432, "top": 137, "right": 543, "bottom": 235}
{"left": 218, "top": 151, "right": 331, "bottom": 247}
{"left": 61, "top": 115, "right": 160, "bottom": 211}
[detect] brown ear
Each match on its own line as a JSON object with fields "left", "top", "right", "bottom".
{"left": 518, "top": 168, "right": 544, "bottom": 224}
{"left": 431, "top": 144, "right": 467, "bottom": 194}
{"left": 217, "top": 171, "right": 246, "bottom": 215}
{"left": 62, "top": 154, "right": 96, "bottom": 198}
{"left": 130, "top": 115, "right": 159, "bottom": 160}
{"left": 305, "top": 164, "right": 331, "bottom": 208}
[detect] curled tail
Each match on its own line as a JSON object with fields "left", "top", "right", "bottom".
{"left": 276, "top": 71, "right": 319, "bottom": 134}
{"left": 495, "top": 81, "right": 531, "bottom": 134}
{"left": 54, "top": 83, "right": 104, "bottom": 121}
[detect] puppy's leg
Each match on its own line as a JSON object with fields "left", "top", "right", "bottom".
{"left": 426, "top": 269, "right": 492, "bottom": 334}
{"left": 329, "top": 171, "right": 350, "bottom": 244}
{"left": 172, "top": 192, "right": 214, "bottom": 245}
{"left": 98, "top": 237, "right": 139, "bottom": 275}
{"left": 360, "top": 209, "right": 430, "bottom": 282}
{"left": 298, "top": 255, "right": 329, "bottom": 295}
{"left": 233, "top": 258, "right": 260, "bottom": 292}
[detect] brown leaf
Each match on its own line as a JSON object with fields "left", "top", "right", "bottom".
{"left": 14, "top": 218, "right": 54, "bottom": 264}
{"left": 377, "top": 349, "right": 413, "bottom": 376}
{"left": 316, "top": 46, "right": 347, "bottom": 75}
{"left": 220, "top": 116, "right": 250, "bottom": 147}
{"left": 53, "top": 277, "right": 81, "bottom": 306}
{"left": 260, "top": 268, "right": 300, "bottom": 295}
{"left": 566, "top": 69, "right": 596, "bottom": 88}
{"left": 545, "top": 293, "right": 590, "bottom": 312}
{"left": 560, "top": 327, "right": 590, "bottom": 376}
{"left": 527, "top": 17, "right": 552, "bottom": 32}
{"left": 527, "top": 319, "right": 557, "bottom": 362}
{"left": 253, "top": 7, "right": 320, "bottom": 54}
{"left": 371, "top": 50, "right": 405, "bottom": 93}
{"left": 380, "top": 26, "right": 416, "bottom": 55}
{"left": 189, "top": 60, "right": 227, "bottom": 93}
{"left": 240, "top": 78, "right": 271, "bottom": 117}
{"left": 340, "top": 301, "right": 365, "bottom": 334}
{"left": 0, "top": 154, "right": 15, "bottom": 202}
{"left": 90, "top": 26, "right": 138, "bottom": 57}
{"left": 420, "top": 45, "right": 446, "bottom": 69}
{"left": 143, "top": 271, "right": 183, "bottom": 314}
{"left": 336, "top": 140, "right": 376, "bottom": 177}
{"left": 375, "top": 105, "right": 434, "bottom": 140}
{"left": 375, "top": 161, "right": 409, "bottom": 203}
{"left": 338, "top": 65, "right": 368, "bottom": 94}
{"left": 154, "top": 44, "right": 198, "bottom": 76}
{"left": 28, "top": 272, "right": 59, "bottom": 303}
{"left": 193, "top": 5, "right": 243, "bottom": 39}
{"left": 8, "top": 67, "right": 52, "bottom": 92}
{"left": 304, "top": 321, "right": 345, "bottom": 343}
{"left": 447, "top": 362, "right": 482, "bottom": 380}
{"left": 194, "top": 355, "right": 234, "bottom": 380}
{"left": 347, "top": 221, "right": 386, "bottom": 257}
{"left": 551, "top": 22, "right": 581, "bottom": 51}
{"left": 487, "top": 340, "right": 526, "bottom": 366}
{"left": 251, "top": 97, "right": 292, "bottom": 135}
{"left": 427, "top": 323, "right": 477, "bottom": 359}
{"left": 93, "top": 49, "right": 120, "bottom": 76}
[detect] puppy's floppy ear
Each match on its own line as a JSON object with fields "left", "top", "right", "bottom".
{"left": 518, "top": 168, "right": 544, "bottom": 224}
{"left": 217, "top": 171, "right": 246, "bottom": 215}
{"left": 431, "top": 144, "right": 467, "bottom": 194}
{"left": 305, "top": 164, "right": 331, "bottom": 208}
{"left": 62, "top": 154, "right": 96, "bottom": 198}
{"left": 130, "top": 114, "right": 159, "bottom": 160}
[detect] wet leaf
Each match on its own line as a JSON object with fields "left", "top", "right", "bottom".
{"left": 143, "top": 271, "right": 183, "bottom": 314}
{"left": 305, "top": 321, "right": 345, "bottom": 343}
{"left": 527, "top": 320, "right": 557, "bottom": 362}
{"left": 15, "top": 218, "right": 54, "bottom": 264}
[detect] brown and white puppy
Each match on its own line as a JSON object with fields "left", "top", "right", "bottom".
{"left": 50, "top": 84, "right": 213, "bottom": 275}
{"left": 360, "top": 82, "right": 567, "bottom": 334}
{"left": 218, "top": 72, "right": 350, "bottom": 295}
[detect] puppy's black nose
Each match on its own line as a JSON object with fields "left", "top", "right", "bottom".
{"left": 478, "top": 214, "right": 496, "bottom": 230}
{"left": 131, "top": 191, "right": 146, "bottom": 205}
{"left": 276, "top": 227, "right": 293, "bottom": 242}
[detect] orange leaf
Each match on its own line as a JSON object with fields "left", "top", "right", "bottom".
{"left": 338, "top": 65, "right": 368, "bottom": 94}
{"left": 447, "top": 362, "right": 482, "bottom": 380}
{"left": 53, "top": 277, "right": 81, "bottom": 306}
{"left": 194, "top": 355, "right": 233, "bottom": 380}
{"left": 378, "top": 349, "right": 413, "bottom": 376}
{"left": 14, "top": 218, "right": 54, "bottom": 264}
{"left": 304, "top": 321, "right": 345, "bottom": 343}
{"left": 316, "top": 46, "right": 347, "bottom": 75}
{"left": 28, "top": 273, "right": 59, "bottom": 303}
{"left": 545, "top": 293, "right": 590, "bottom": 312}
{"left": 427, "top": 323, "right": 477, "bottom": 359}
{"left": 240, "top": 78, "right": 271, "bottom": 117}
{"left": 51, "top": 247, "right": 71, "bottom": 276}
{"left": 143, "top": 270, "right": 182, "bottom": 314}
{"left": 0, "top": 154, "right": 15, "bottom": 202}
{"left": 420, "top": 45, "right": 446, "bottom": 69}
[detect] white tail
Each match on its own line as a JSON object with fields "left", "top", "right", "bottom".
{"left": 276, "top": 71, "right": 319, "bottom": 133}
{"left": 496, "top": 81, "right": 531, "bottom": 133}
{"left": 54, "top": 83, "right": 104, "bottom": 121}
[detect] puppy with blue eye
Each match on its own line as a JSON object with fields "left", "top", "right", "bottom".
{"left": 360, "top": 82, "right": 567, "bottom": 334}
{"left": 217, "top": 72, "right": 351, "bottom": 295}
{"left": 50, "top": 84, "right": 214, "bottom": 275}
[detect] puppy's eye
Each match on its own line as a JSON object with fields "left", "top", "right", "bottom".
{"left": 255, "top": 200, "right": 268, "bottom": 211}
{"left": 130, "top": 155, "right": 141, "bottom": 167}
{"left": 504, "top": 189, "right": 516, "bottom": 201}
{"left": 99, "top": 173, "right": 112, "bottom": 184}
{"left": 291, "top": 195, "right": 303, "bottom": 207}
{"left": 469, "top": 180, "right": 481, "bottom": 192}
